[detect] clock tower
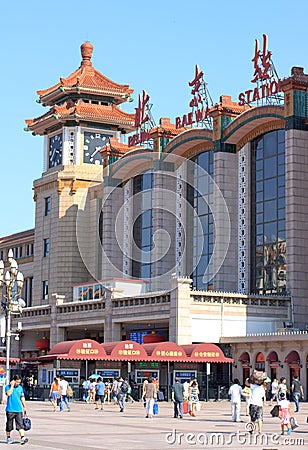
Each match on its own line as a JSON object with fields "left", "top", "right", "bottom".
{"left": 25, "top": 42, "right": 135, "bottom": 309}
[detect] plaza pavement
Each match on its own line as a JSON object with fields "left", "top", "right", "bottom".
{"left": 0, "top": 399, "right": 307, "bottom": 449}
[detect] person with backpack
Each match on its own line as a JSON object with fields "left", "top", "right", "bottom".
{"left": 117, "top": 377, "right": 129, "bottom": 412}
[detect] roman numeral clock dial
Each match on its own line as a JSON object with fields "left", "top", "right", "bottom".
{"left": 83, "top": 132, "right": 111, "bottom": 165}
{"left": 48, "top": 133, "right": 63, "bottom": 168}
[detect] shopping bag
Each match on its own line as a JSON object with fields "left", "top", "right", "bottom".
{"left": 270, "top": 405, "right": 280, "bottom": 417}
{"left": 196, "top": 401, "right": 201, "bottom": 412}
{"left": 290, "top": 416, "right": 299, "bottom": 430}
{"left": 153, "top": 402, "right": 159, "bottom": 415}
{"left": 23, "top": 415, "right": 32, "bottom": 431}
{"left": 183, "top": 401, "right": 189, "bottom": 414}
{"left": 158, "top": 391, "right": 164, "bottom": 401}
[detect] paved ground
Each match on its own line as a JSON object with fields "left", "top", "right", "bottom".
{"left": 0, "top": 399, "right": 307, "bottom": 449}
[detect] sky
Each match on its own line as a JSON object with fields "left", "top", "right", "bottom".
{"left": 0, "top": 0, "right": 307, "bottom": 237}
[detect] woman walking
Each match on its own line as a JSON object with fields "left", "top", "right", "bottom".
{"left": 188, "top": 381, "right": 199, "bottom": 417}
{"left": 49, "top": 377, "right": 60, "bottom": 412}
{"left": 143, "top": 376, "right": 156, "bottom": 419}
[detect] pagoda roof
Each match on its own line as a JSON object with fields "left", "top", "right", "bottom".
{"left": 25, "top": 100, "right": 136, "bottom": 135}
{"left": 36, "top": 42, "right": 133, "bottom": 106}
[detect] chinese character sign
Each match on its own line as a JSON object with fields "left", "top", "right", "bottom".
{"left": 189, "top": 64, "right": 204, "bottom": 108}
{"left": 134, "top": 90, "right": 150, "bottom": 128}
{"left": 251, "top": 33, "right": 272, "bottom": 82}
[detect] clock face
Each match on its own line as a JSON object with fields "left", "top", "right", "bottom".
{"left": 83, "top": 131, "right": 111, "bottom": 165}
{"left": 49, "top": 133, "right": 63, "bottom": 168}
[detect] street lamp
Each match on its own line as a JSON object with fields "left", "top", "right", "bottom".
{"left": 0, "top": 249, "right": 25, "bottom": 385}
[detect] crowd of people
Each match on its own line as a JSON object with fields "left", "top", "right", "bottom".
{"left": 228, "top": 374, "right": 304, "bottom": 436}
{"left": 4, "top": 370, "right": 305, "bottom": 445}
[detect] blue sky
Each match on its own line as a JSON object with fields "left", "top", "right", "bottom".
{"left": 0, "top": 0, "right": 307, "bottom": 237}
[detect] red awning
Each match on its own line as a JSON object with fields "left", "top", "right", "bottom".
{"left": 143, "top": 342, "right": 187, "bottom": 362}
{"left": 101, "top": 340, "right": 148, "bottom": 361}
{"left": 44, "top": 339, "right": 107, "bottom": 360}
{"left": 285, "top": 351, "right": 300, "bottom": 364}
{"left": 0, "top": 357, "right": 19, "bottom": 364}
{"left": 182, "top": 343, "right": 233, "bottom": 363}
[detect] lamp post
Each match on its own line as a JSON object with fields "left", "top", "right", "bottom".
{"left": 0, "top": 249, "right": 25, "bottom": 385}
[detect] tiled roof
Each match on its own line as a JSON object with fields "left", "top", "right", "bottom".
{"left": 100, "top": 138, "right": 139, "bottom": 158}
{"left": 150, "top": 117, "right": 186, "bottom": 137}
{"left": 25, "top": 100, "right": 136, "bottom": 135}
{"left": 37, "top": 42, "right": 133, "bottom": 105}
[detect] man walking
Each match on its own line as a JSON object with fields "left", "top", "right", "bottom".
{"left": 117, "top": 377, "right": 129, "bottom": 412}
{"left": 59, "top": 375, "right": 71, "bottom": 412}
{"left": 228, "top": 378, "right": 243, "bottom": 422}
{"left": 5, "top": 374, "right": 28, "bottom": 445}
{"left": 171, "top": 378, "right": 185, "bottom": 419}
{"left": 291, "top": 375, "right": 304, "bottom": 412}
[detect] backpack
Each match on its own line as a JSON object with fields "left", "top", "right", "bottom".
{"left": 121, "top": 381, "right": 129, "bottom": 394}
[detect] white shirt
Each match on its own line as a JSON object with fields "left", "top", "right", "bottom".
{"left": 228, "top": 384, "right": 243, "bottom": 403}
{"left": 59, "top": 379, "right": 68, "bottom": 395}
{"left": 250, "top": 384, "right": 265, "bottom": 407}
{"left": 271, "top": 381, "right": 278, "bottom": 394}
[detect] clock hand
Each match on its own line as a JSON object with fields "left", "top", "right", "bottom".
{"left": 90, "top": 147, "right": 101, "bottom": 158}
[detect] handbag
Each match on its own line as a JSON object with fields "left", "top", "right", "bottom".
{"left": 23, "top": 415, "right": 31, "bottom": 431}
{"left": 183, "top": 401, "right": 189, "bottom": 414}
{"left": 153, "top": 402, "right": 159, "bottom": 415}
{"left": 290, "top": 416, "right": 299, "bottom": 430}
{"left": 270, "top": 404, "right": 280, "bottom": 417}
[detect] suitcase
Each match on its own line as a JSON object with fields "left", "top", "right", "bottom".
{"left": 183, "top": 401, "right": 189, "bottom": 414}
{"left": 153, "top": 402, "right": 159, "bottom": 415}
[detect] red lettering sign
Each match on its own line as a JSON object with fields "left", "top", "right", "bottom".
{"left": 251, "top": 34, "right": 272, "bottom": 82}
{"left": 134, "top": 90, "right": 150, "bottom": 128}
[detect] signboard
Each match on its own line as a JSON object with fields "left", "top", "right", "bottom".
{"left": 129, "top": 331, "right": 149, "bottom": 344}
{"left": 174, "top": 371, "right": 196, "bottom": 383}
{"left": 42, "top": 368, "right": 47, "bottom": 384}
{"left": 58, "top": 369, "right": 80, "bottom": 384}
{"left": 58, "top": 370, "right": 79, "bottom": 377}
{"left": 75, "top": 341, "right": 99, "bottom": 356}
{"left": 238, "top": 34, "right": 282, "bottom": 106}
{"left": 97, "top": 370, "right": 120, "bottom": 379}
{"left": 128, "top": 90, "right": 153, "bottom": 147}
{"left": 175, "top": 64, "right": 212, "bottom": 129}
{"left": 117, "top": 342, "right": 141, "bottom": 356}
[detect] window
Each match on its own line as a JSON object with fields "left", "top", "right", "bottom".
{"left": 44, "top": 197, "right": 51, "bottom": 216}
{"left": 26, "top": 242, "right": 34, "bottom": 256}
{"left": 43, "top": 238, "right": 50, "bottom": 257}
{"left": 12, "top": 246, "right": 23, "bottom": 259}
{"left": 42, "top": 280, "right": 48, "bottom": 299}
{"left": 187, "top": 150, "right": 214, "bottom": 290}
{"left": 22, "top": 277, "right": 33, "bottom": 307}
{"left": 251, "top": 130, "right": 286, "bottom": 294}
{"left": 132, "top": 172, "right": 154, "bottom": 280}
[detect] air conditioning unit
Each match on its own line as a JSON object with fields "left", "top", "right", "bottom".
{"left": 283, "top": 321, "right": 293, "bottom": 328}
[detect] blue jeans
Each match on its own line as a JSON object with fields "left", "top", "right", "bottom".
{"left": 117, "top": 393, "right": 126, "bottom": 411}
{"left": 59, "top": 395, "right": 70, "bottom": 411}
{"left": 293, "top": 392, "right": 301, "bottom": 412}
